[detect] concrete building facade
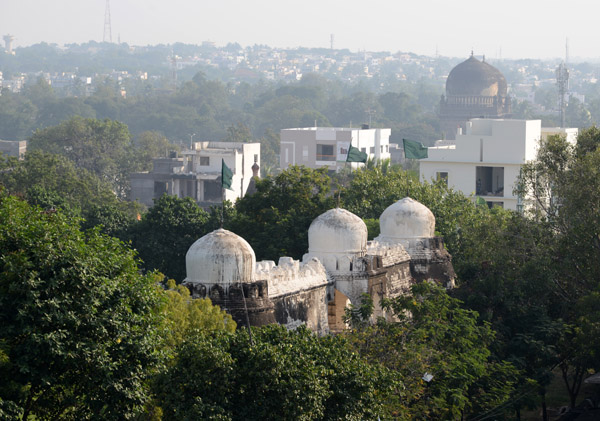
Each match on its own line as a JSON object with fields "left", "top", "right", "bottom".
{"left": 0, "top": 140, "right": 27, "bottom": 159}
{"left": 280, "top": 126, "right": 391, "bottom": 171}
{"left": 130, "top": 141, "right": 260, "bottom": 207}
{"left": 420, "top": 118, "right": 578, "bottom": 211}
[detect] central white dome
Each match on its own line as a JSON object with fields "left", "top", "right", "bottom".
{"left": 185, "top": 228, "right": 256, "bottom": 284}
{"left": 308, "top": 208, "right": 367, "bottom": 255}
{"left": 378, "top": 197, "right": 435, "bottom": 241}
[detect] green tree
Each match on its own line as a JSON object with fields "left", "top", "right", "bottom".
{"left": 345, "top": 283, "right": 519, "bottom": 420}
{"left": 161, "top": 279, "right": 236, "bottom": 350}
{"left": 230, "top": 166, "right": 334, "bottom": 261}
{"left": 127, "top": 195, "right": 211, "bottom": 281}
{"left": 517, "top": 129, "right": 600, "bottom": 408}
{"left": 28, "top": 116, "right": 134, "bottom": 196}
{"left": 0, "top": 151, "right": 140, "bottom": 237}
{"left": 0, "top": 193, "right": 164, "bottom": 420}
{"left": 154, "top": 325, "right": 396, "bottom": 421}
{"left": 132, "top": 130, "right": 178, "bottom": 172}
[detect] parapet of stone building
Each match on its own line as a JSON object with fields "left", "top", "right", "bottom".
{"left": 256, "top": 256, "right": 330, "bottom": 298}
{"left": 255, "top": 256, "right": 331, "bottom": 335}
{"left": 181, "top": 198, "right": 456, "bottom": 335}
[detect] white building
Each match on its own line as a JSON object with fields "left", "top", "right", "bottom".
{"left": 420, "top": 119, "right": 577, "bottom": 211}
{"left": 280, "top": 126, "right": 391, "bottom": 171}
{"left": 130, "top": 141, "right": 260, "bottom": 207}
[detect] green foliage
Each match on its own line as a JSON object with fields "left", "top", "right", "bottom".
{"left": 346, "top": 284, "right": 519, "bottom": 420}
{"left": 0, "top": 150, "right": 140, "bottom": 237}
{"left": 363, "top": 217, "right": 380, "bottom": 240}
{"left": 516, "top": 127, "right": 600, "bottom": 407}
{"left": 127, "top": 195, "right": 211, "bottom": 281}
{"left": 162, "top": 279, "right": 236, "bottom": 350}
{"left": 0, "top": 193, "right": 164, "bottom": 420}
{"left": 230, "top": 165, "right": 334, "bottom": 261}
{"left": 155, "top": 325, "right": 396, "bottom": 421}
{"left": 28, "top": 116, "right": 133, "bottom": 196}
{"left": 341, "top": 165, "right": 475, "bottom": 255}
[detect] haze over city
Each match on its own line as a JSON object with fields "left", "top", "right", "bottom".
{"left": 2, "top": 0, "right": 598, "bottom": 59}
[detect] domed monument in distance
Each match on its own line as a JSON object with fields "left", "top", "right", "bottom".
{"left": 439, "top": 53, "right": 511, "bottom": 140}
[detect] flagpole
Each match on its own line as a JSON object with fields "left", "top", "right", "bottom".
{"left": 221, "top": 186, "right": 224, "bottom": 228}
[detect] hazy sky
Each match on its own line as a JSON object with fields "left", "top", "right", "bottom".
{"left": 1, "top": 0, "right": 597, "bottom": 59}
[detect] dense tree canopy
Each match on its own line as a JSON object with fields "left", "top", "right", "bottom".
{"left": 345, "top": 284, "right": 519, "bottom": 420}
{"left": 0, "top": 150, "right": 140, "bottom": 237}
{"left": 154, "top": 325, "right": 396, "bottom": 421}
{"left": 0, "top": 193, "right": 164, "bottom": 420}
{"left": 228, "top": 165, "right": 334, "bottom": 261}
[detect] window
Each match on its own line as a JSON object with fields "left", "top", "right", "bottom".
{"left": 302, "top": 146, "right": 308, "bottom": 161}
{"left": 361, "top": 147, "right": 366, "bottom": 153}
{"left": 370, "top": 146, "right": 375, "bottom": 154}
{"left": 476, "top": 166, "right": 504, "bottom": 197}
{"left": 316, "top": 144, "right": 335, "bottom": 161}
{"left": 436, "top": 171, "right": 448, "bottom": 187}
{"left": 200, "top": 156, "right": 210, "bottom": 166}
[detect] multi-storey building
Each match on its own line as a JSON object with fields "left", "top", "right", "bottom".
{"left": 420, "top": 118, "right": 577, "bottom": 210}
{"left": 280, "top": 126, "right": 391, "bottom": 171}
{"left": 130, "top": 141, "right": 260, "bottom": 207}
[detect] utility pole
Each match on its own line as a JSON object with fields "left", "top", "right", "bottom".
{"left": 103, "top": 0, "right": 112, "bottom": 43}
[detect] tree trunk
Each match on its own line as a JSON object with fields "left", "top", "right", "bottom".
{"left": 561, "top": 362, "right": 585, "bottom": 409}
{"left": 541, "top": 389, "right": 548, "bottom": 421}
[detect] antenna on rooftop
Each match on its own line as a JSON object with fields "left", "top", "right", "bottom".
{"left": 565, "top": 37, "right": 570, "bottom": 64}
{"left": 103, "top": 0, "right": 112, "bottom": 43}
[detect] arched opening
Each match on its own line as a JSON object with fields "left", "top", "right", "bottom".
{"left": 327, "top": 289, "right": 351, "bottom": 334}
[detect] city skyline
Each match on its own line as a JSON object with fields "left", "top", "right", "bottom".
{"left": 1, "top": 0, "right": 598, "bottom": 60}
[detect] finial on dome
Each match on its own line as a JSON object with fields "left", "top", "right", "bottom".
{"left": 482, "top": 54, "right": 486, "bottom": 62}
{"left": 470, "top": 49, "right": 474, "bottom": 57}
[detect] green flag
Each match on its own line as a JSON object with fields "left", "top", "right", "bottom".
{"left": 346, "top": 144, "right": 367, "bottom": 163}
{"left": 403, "top": 138, "right": 428, "bottom": 159}
{"left": 221, "top": 159, "right": 233, "bottom": 191}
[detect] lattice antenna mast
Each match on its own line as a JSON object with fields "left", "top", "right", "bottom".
{"left": 330, "top": 34, "right": 334, "bottom": 50}
{"left": 103, "top": 0, "right": 112, "bottom": 43}
{"left": 556, "top": 62, "right": 569, "bottom": 128}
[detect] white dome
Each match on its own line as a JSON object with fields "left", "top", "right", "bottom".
{"left": 308, "top": 208, "right": 367, "bottom": 255}
{"left": 378, "top": 197, "right": 435, "bottom": 240}
{"left": 185, "top": 228, "right": 255, "bottom": 284}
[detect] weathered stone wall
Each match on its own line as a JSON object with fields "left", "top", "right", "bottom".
{"left": 256, "top": 256, "right": 331, "bottom": 335}
{"left": 183, "top": 280, "right": 276, "bottom": 328}
{"left": 272, "top": 286, "right": 329, "bottom": 336}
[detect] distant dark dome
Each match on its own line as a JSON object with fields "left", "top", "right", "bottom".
{"left": 446, "top": 55, "right": 507, "bottom": 97}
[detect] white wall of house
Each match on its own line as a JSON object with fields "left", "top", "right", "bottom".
{"left": 280, "top": 127, "right": 391, "bottom": 171}
{"left": 420, "top": 119, "right": 547, "bottom": 211}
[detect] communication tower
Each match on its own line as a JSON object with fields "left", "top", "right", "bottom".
{"left": 556, "top": 62, "right": 569, "bottom": 128}
{"left": 170, "top": 50, "right": 178, "bottom": 85}
{"left": 103, "top": 0, "right": 112, "bottom": 43}
{"left": 3, "top": 34, "right": 15, "bottom": 54}
{"left": 330, "top": 34, "right": 334, "bottom": 50}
